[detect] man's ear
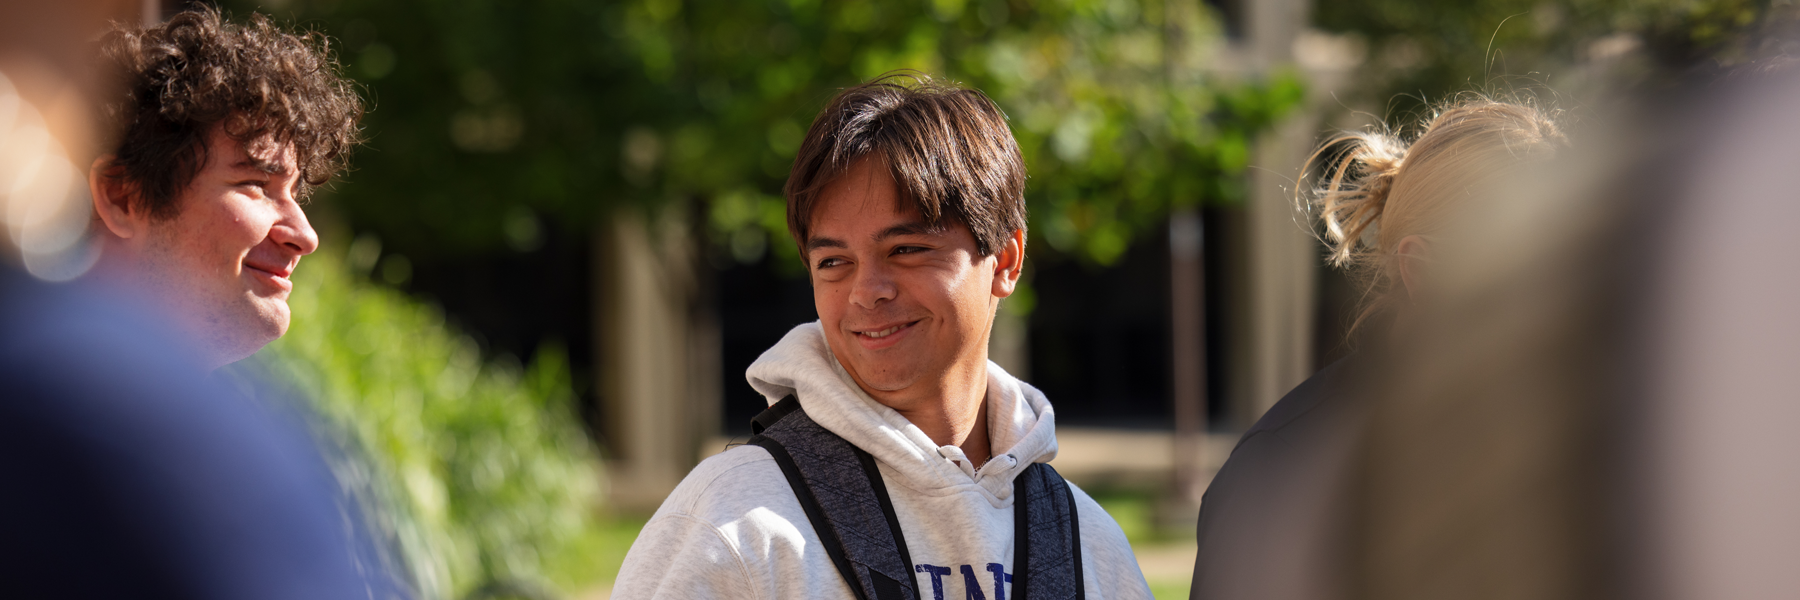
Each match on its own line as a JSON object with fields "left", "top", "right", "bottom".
{"left": 89, "top": 155, "right": 143, "bottom": 240}
{"left": 991, "top": 228, "right": 1026, "bottom": 298}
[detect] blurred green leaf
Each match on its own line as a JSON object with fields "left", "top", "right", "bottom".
{"left": 256, "top": 248, "right": 606, "bottom": 598}
{"left": 233, "top": 0, "right": 1304, "bottom": 267}
{"left": 1314, "top": 0, "right": 1795, "bottom": 118}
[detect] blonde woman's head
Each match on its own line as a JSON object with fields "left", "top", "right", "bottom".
{"left": 1306, "top": 99, "right": 1568, "bottom": 330}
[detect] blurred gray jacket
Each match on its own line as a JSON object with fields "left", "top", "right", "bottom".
{"left": 1190, "top": 355, "right": 1365, "bottom": 600}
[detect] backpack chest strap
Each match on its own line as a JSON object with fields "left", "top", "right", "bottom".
{"left": 1013, "top": 462, "right": 1086, "bottom": 600}
{"left": 749, "top": 397, "right": 918, "bottom": 600}
{"left": 747, "top": 396, "right": 1085, "bottom": 600}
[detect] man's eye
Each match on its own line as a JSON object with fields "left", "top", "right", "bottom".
{"left": 815, "top": 257, "right": 844, "bottom": 269}
{"left": 893, "top": 245, "right": 925, "bottom": 255}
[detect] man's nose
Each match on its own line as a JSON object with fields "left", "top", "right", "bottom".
{"left": 271, "top": 196, "right": 319, "bottom": 256}
{"left": 848, "top": 261, "right": 897, "bottom": 310}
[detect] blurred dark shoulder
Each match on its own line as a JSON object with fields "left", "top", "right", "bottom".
{"left": 0, "top": 266, "right": 406, "bottom": 600}
{"left": 1241, "top": 353, "right": 1370, "bottom": 441}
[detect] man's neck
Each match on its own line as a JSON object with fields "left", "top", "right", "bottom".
{"left": 87, "top": 253, "right": 237, "bottom": 371}
{"left": 886, "top": 370, "right": 992, "bottom": 469}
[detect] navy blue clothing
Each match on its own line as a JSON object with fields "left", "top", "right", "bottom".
{"left": 0, "top": 268, "right": 404, "bottom": 600}
{"left": 1190, "top": 356, "right": 1366, "bottom": 600}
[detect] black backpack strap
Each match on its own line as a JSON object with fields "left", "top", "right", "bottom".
{"left": 746, "top": 397, "right": 919, "bottom": 600}
{"left": 750, "top": 395, "right": 804, "bottom": 435}
{"left": 1012, "top": 463, "right": 1085, "bottom": 600}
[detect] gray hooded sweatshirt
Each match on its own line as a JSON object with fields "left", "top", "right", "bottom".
{"left": 612, "top": 322, "right": 1151, "bottom": 600}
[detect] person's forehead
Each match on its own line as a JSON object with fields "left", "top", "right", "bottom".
{"left": 811, "top": 161, "right": 918, "bottom": 225}
{"left": 810, "top": 198, "right": 934, "bottom": 247}
{"left": 207, "top": 126, "right": 297, "bottom": 172}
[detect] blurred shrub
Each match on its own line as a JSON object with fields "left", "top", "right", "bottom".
{"left": 256, "top": 245, "right": 606, "bottom": 599}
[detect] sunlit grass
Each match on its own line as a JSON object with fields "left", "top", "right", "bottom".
{"left": 1093, "top": 489, "right": 1195, "bottom": 600}
{"left": 548, "top": 515, "right": 649, "bottom": 595}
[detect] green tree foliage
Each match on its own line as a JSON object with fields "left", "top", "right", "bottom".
{"left": 1315, "top": 0, "right": 1796, "bottom": 117}
{"left": 253, "top": 243, "right": 606, "bottom": 598}
{"left": 230, "top": 0, "right": 1302, "bottom": 266}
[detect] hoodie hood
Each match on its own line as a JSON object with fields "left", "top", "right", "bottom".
{"left": 614, "top": 320, "right": 1154, "bottom": 599}
{"left": 747, "top": 322, "right": 1059, "bottom": 506}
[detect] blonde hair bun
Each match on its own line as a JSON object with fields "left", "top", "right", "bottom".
{"left": 1304, "top": 98, "right": 1568, "bottom": 327}
{"left": 1309, "top": 130, "right": 1410, "bottom": 268}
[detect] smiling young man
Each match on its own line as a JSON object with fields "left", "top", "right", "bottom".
{"left": 615, "top": 74, "right": 1151, "bottom": 600}
{"left": 0, "top": 7, "right": 413, "bottom": 600}
{"left": 85, "top": 7, "right": 360, "bottom": 370}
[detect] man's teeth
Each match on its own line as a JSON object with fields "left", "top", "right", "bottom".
{"left": 864, "top": 325, "right": 901, "bottom": 338}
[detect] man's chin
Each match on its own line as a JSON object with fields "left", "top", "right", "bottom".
{"left": 825, "top": 335, "right": 922, "bottom": 393}
{"left": 208, "top": 298, "right": 289, "bottom": 365}
{"left": 841, "top": 358, "right": 922, "bottom": 394}
{"left": 260, "top": 307, "right": 291, "bottom": 342}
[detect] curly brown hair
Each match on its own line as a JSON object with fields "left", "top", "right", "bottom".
{"left": 97, "top": 5, "right": 363, "bottom": 220}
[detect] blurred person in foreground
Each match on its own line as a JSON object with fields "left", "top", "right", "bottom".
{"left": 1189, "top": 99, "right": 1568, "bottom": 600}
{"left": 1351, "top": 60, "right": 1800, "bottom": 600}
{"left": 614, "top": 73, "right": 1152, "bottom": 599}
{"left": 0, "top": 5, "right": 399, "bottom": 599}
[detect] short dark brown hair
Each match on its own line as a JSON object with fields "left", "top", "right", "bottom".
{"left": 97, "top": 6, "right": 363, "bottom": 220}
{"left": 785, "top": 72, "right": 1027, "bottom": 257}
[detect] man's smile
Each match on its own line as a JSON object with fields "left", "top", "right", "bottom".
{"left": 851, "top": 319, "right": 921, "bottom": 348}
{"left": 242, "top": 258, "right": 295, "bottom": 292}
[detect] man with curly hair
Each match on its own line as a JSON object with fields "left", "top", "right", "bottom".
{"left": 0, "top": 5, "right": 410, "bottom": 600}
{"left": 86, "top": 5, "right": 362, "bottom": 369}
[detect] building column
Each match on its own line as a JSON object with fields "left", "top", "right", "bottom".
{"left": 1241, "top": 0, "right": 1320, "bottom": 420}
{"left": 1245, "top": 128, "right": 1321, "bottom": 418}
{"left": 594, "top": 208, "right": 718, "bottom": 511}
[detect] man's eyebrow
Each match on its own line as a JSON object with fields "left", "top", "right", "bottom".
{"left": 805, "top": 221, "right": 941, "bottom": 253}
{"left": 806, "top": 236, "right": 848, "bottom": 252}
{"left": 231, "top": 157, "right": 291, "bottom": 175}
{"left": 874, "top": 221, "right": 942, "bottom": 241}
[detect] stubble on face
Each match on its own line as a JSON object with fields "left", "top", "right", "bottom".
{"left": 129, "top": 126, "right": 313, "bottom": 368}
